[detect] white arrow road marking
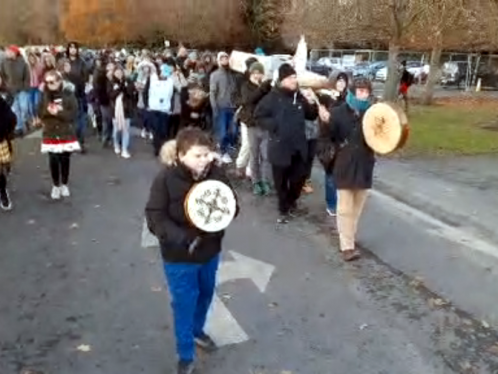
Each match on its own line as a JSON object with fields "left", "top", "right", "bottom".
{"left": 141, "top": 219, "right": 159, "bottom": 248}
{"left": 205, "top": 295, "right": 249, "bottom": 346}
{"left": 205, "top": 251, "right": 275, "bottom": 346}
{"left": 140, "top": 221, "right": 276, "bottom": 346}
{"left": 216, "top": 251, "right": 275, "bottom": 292}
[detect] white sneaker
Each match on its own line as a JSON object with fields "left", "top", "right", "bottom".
{"left": 51, "top": 186, "right": 61, "bottom": 200}
{"left": 141, "top": 129, "right": 146, "bottom": 138}
{"left": 114, "top": 147, "right": 121, "bottom": 155}
{"left": 221, "top": 153, "right": 233, "bottom": 164}
{"left": 121, "top": 150, "right": 131, "bottom": 159}
{"left": 148, "top": 133, "right": 153, "bottom": 140}
{"left": 60, "top": 185, "right": 70, "bottom": 197}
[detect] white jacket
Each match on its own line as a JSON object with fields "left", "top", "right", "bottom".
{"left": 148, "top": 74, "right": 174, "bottom": 113}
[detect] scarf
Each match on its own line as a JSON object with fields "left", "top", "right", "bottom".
{"left": 346, "top": 90, "right": 372, "bottom": 114}
{"left": 114, "top": 93, "right": 126, "bottom": 130}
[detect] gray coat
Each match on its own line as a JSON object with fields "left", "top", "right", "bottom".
{"left": 0, "top": 56, "right": 30, "bottom": 93}
{"left": 209, "top": 68, "right": 236, "bottom": 110}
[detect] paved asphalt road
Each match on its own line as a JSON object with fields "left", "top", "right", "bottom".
{"left": 1, "top": 132, "right": 498, "bottom": 374}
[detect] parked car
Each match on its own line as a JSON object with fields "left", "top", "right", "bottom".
{"left": 306, "top": 61, "right": 332, "bottom": 77}
{"left": 349, "top": 62, "right": 371, "bottom": 78}
{"left": 440, "top": 61, "right": 467, "bottom": 89}
{"left": 375, "top": 61, "right": 426, "bottom": 82}
{"left": 316, "top": 57, "right": 342, "bottom": 70}
{"left": 368, "top": 61, "right": 387, "bottom": 80}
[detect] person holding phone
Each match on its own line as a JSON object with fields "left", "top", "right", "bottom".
{"left": 38, "top": 70, "right": 79, "bottom": 200}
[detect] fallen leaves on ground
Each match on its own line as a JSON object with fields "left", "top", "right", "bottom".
{"left": 487, "top": 344, "right": 498, "bottom": 355}
{"left": 76, "top": 344, "right": 91, "bottom": 352}
{"left": 428, "top": 298, "right": 448, "bottom": 308}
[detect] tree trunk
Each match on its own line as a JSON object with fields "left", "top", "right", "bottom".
{"left": 421, "top": 44, "right": 442, "bottom": 105}
{"left": 383, "top": 40, "right": 400, "bottom": 101}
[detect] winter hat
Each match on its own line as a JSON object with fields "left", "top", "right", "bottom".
{"left": 245, "top": 57, "right": 258, "bottom": 71}
{"left": 278, "top": 63, "right": 296, "bottom": 82}
{"left": 249, "top": 62, "right": 265, "bottom": 75}
{"left": 7, "top": 45, "right": 20, "bottom": 55}
{"left": 217, "top": 51, "right": 229, "bottom": 65}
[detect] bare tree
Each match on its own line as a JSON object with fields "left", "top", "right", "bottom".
{"left": 415, "top": 0, "right": 466, "bottom": 104}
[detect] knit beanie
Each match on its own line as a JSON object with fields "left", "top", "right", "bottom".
{"left": 249, "top": 62, "right": 265, "bottom": 75}
{"left": 245, "top": 57, "right": 258, "bottom": 71}
{"left": 278, "top": 63, "right": 296, "bottom": 81}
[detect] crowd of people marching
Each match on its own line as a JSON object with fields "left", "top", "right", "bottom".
{"left": 0, "top": 41, "right": 380, "bottom": 374}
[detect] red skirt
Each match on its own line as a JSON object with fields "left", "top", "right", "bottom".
{"left": 41, "top": 137, "right": 81, "bottom": 153}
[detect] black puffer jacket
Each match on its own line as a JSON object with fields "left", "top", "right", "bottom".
{"left": 145, "top": 153, "right": 239, "bottom": 264}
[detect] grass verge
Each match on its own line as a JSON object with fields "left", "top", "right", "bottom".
{"left": 400, "top": 101, "right": 498, "bottom": 157}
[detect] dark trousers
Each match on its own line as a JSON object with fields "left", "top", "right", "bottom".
{"left": 48, "top": 152, "right": 71, "bottom": 186}
{"left": 100, "top": 105, "right": 113, "bottom": 144}
{"left": 168, "top": 114, "right": 181, "bottom": 140}
{"left": 149, "top": 111, "right": 170, "bottom": 156}
{"left": 305, "top": 139, "right": 317, "bottom": 180}
{"left": 75, "top": 97, "right": 88, "bottom": 146}
{"left": 0, "top": 173, "right": 7, "bottom": 195}
{"left": 272, "top": 152, "right": 307, "bottom": 214}
{"left": 137, "top": 108, "right": 150, "bottom": 132}
{"left": 163, "top": 255, "right": 219, "bottom": 362}
{"left": 91, "top": 103, "right": 103, "bottom": 137}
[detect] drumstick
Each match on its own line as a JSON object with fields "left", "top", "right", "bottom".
{"left": 188, "top": 237, "right": 201, "bottom": 255}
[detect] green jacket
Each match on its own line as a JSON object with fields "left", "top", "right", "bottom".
{"left": 39, "top": 88, "right": 78, "bottom": 141}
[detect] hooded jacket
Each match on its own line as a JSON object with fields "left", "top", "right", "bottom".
{"left": 145, "top": 140, "right": 238, "bottom": 264}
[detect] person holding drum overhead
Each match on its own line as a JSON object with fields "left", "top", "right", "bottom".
{"left": 145, "top": 127, "right": 239, "bottom": 374}
{"left": 318, "top": 77, "right": 375, "bottom": 262}
{"left": 254, "top": 63, "right": 318, "bottom": 224}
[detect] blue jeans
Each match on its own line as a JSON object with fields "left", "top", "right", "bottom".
{"left": 214, "top": 108, "right": 235, "bottom": 154}
{"left": 28, "top": 87, "right": 40, "bottom": 119}
{"left": 163, "top": 255, "right": 220, "bottom": 362}
{"left": 12, "top": 91, "right": 30, "bottom": 132}
{"left": 112, "top": 118, "right": 130, "bottom": 152}
{"left": 76, "top": 97, "right": 88, "bottom": 145}
{"left": 325, "top": 173, "right": 337, "bottom": 211}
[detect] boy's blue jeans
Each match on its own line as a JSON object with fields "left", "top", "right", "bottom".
{"left": 325, "top": 173, "right": 337, "bottom": 211}
{"left": 163, "top": 254, "right": 220, "bottom": 362}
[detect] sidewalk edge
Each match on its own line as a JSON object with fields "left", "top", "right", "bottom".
{"left": 373, "top": 178, "right": 496, "bottom": 243}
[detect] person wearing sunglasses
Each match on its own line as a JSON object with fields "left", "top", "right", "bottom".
{"left": 38, "top": 71, "right": 80, "bottom": 200}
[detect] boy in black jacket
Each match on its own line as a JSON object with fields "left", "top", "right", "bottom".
{"left": 145, "top": 127, "right": 239, "bottom": 374}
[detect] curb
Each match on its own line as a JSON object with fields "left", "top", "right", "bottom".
{"left": 373, "top": 178, "right": 496, "bottom": 243}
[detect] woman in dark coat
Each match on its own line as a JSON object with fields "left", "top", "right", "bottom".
{"left": 109, "top": 66, "right": 136, "bottom": 158}
{"left": 0, "top": 95, "right": 17, "bottom": 210}
{"left": 316, "top": 72, "right": 349, "bottom": 216}
{"left": 318, "top": 77, "right": 375, "bottom": 262}
{"left": 39, "top": 70, "right": 79, "bottom": 200}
